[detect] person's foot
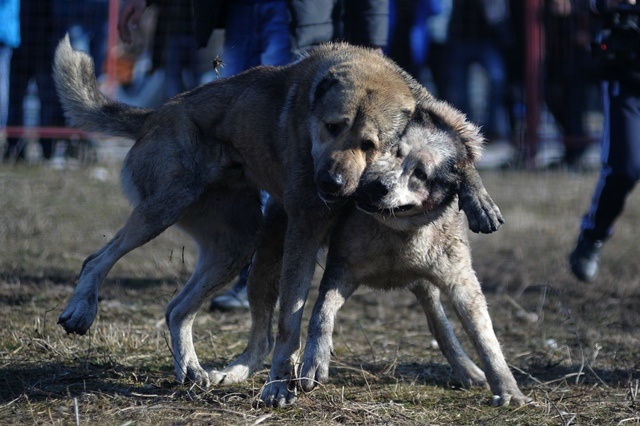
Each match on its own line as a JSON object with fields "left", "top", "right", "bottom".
{"left": 569, "top": 234, "right": 603, "bottom": 282}
{"left": 209, "top": 280, "right": 249, "bottom": 311}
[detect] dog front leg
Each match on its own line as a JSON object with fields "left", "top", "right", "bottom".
{"left": 259, "top": 216, "right": 333, "bottom": 408}
{"left": 458, "top": 166, "right": 504, "bottom": 234}
{"left": 300, "top": 260, "right": 357, "bottom": 392}
{"left": 443, "top": 275, "right": 532, "bottom": 407}
{"left": 410, "top": 281, "right": 486, "bottom": 387}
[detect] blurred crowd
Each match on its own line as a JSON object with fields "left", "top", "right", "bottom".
{"left": 0, "top": 0, "right": 603, "bottom": 170}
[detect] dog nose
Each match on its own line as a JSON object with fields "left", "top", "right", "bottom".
{"left": 359, "top": 180, "right": 388, "bottom": 201}
{"left": 318, "top": 173, "right": 344, "bottom": 195}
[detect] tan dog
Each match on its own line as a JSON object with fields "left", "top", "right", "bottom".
{"left": 208, "top": 98, "right": 522, "bottom": 406}
{"left": 52, "top": 35, "right": 417, "bottom": 386}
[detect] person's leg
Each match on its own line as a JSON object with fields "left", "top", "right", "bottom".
{"left": 220, "top": 3, "right": 259, "bottom": 77}
{"left": 479, "top": 41, "right": 509, "bottom": 141}
{"left": 4, "top": 44, "right": 28, "bottom": 161}
{"left": 258, "top": 1, "right": 291, "bottom": 66}
{"left": 571, "top": 81, "right": 640, "bottom": 281}
{"left": 0, "top": 47, "right": 11, "bottom": 129}
{"left": 35, "top": 67, "right": 60, "bottom": 160}
{"left": 582, "top": 81, "right": 640, "bottom": 240}
{"left": 164, "top": 35, "right": 198, "bottom": 99}
{"left": 442, "top": 43, "right": 471, "bottom": 117}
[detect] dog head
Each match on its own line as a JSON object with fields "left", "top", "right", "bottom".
{"left": 354, "top": 98, "right": 485, "bottom": 230}
{"left": 308, "top": 49, "right": 415, "bottom": 202}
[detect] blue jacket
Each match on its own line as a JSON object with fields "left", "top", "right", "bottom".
{"left": 0, "top": 0, "right": 20, "bottom": 48}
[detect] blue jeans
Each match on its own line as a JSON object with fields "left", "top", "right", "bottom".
{"left": 221, "top": 1, "right": 291, "bottom": 77}
{"left": 0, "top": 46, "right": 11, "bottom": 128}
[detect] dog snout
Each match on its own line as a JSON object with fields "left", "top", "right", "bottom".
{"left": 358, "top": 179, "right": 389, "bottom": 203}
{"left": 318, "top": 172, "right": 345, "bottom": 197}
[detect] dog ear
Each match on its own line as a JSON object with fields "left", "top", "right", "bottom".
{"left": 417, "top": 98, "right": 484, "bottom": 166}
{"left": 314, "top": 75, "right": 339, "bottom": 102}
{"left": 412, "top": 95, "right": 503, "bottom": 233}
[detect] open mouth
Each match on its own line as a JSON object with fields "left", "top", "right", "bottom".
{"left": 355, "top": 202, "right": 414, "bottom": 215}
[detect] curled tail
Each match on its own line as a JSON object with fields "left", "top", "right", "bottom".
{"left": 53, "top": 34, "right": 152, "bottom": 139}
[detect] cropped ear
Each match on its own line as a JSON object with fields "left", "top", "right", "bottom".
{"left": 313, "top": 74, "right": 339, "bottom": 102}
{"left": 417, "top": 97, "right": 485, "bottom": 165}
{"left": 410, "top": 90, "right": 502, "bottom": 233}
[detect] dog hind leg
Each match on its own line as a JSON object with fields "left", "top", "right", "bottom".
{"left": 58, "top": 176, "right": 209, "bottom": 335}
{"left": 410, "top": 281, "right": 487, "bottom": 387}
{"left": 210, "top": 199, "right": 286, "bottom": 385}
{"left": 438, "top": 273, "right": 531, "bottom": 406}
{"left": 165, "top": 186, "right": 262, "bottom": 387}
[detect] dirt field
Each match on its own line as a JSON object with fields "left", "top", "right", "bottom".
{"left": 0, "top": 164, "right": 638, "bottom": 425}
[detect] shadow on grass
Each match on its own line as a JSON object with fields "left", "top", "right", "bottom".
{"left": 0, "top": 359, "right": 253, "bottom": 404}
{"left": 328, "top": 360, "right": 638, "bottom": 390}
{"left": 0, "top": 361, "right": 171, "bottom": 403}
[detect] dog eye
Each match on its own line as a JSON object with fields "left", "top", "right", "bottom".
{"left": 361, "top": 139, "right": 376, "bottom": 152}
{"left": 325, "top": 122, "right": 342, "bottom": 137}
{"left": 414, "top": 168, "right": 427, "bottom": 181}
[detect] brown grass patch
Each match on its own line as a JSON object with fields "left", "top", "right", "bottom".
{"left": 1, "top": 165, "right": 639, "bottom": 425}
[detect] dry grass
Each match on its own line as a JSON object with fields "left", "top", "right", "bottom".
{"left": 0, "top": 164, "right": 639, "bottom": 425}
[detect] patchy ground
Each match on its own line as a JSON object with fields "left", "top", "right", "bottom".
{"left": 0, "top": 166, "right": 638, "bottom": 425}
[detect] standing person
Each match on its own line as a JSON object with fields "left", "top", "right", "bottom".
{"left": 212, "top": 0, "right": 391, "bottom": 311}
{"left": 569, "top": 0, "right": 640, "bottom": 282}
{"left": 0, "top": 0, "right": 20, "bottom": 142}
{"left": 217, "top": 1, "right": 291, "bottom": 78}
{"left": 153, "top": 0, "right": 200, "bottom": 100}
{"left": 209, "top": 0, "right": 291, "bottom": 310}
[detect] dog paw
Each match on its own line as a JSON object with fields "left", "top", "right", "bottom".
{"left": 258, "top": 377, "right": 297, "bottom": 408}
{"left": 58, "top": 297, "right": 98, "bottom": 335}
{"left": 209, "top": 364, "right": 251, "bottom": 385}
{"left": 299, "top": 352, "right": 330, "bottom": 392}
{"left": 457, "top": 369, "right": 488, "bottom": 389}
{"left": 177, "top": 364, "right": 211, "bottom": 388}
{"left": 187, "top": 366, "right": 211, "bottom": 387}
{"left": 458, "top": 167, "right": 504, "bottom": 234}
{"left": 459, "top": 187, "right": 504, "bottom": 234}
{"left": 491, "top": 389, "right": 533, "bottom": 407}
